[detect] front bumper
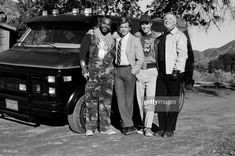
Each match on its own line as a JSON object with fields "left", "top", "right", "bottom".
{"left": 0, "top": 93, "right": 65, "bottom": 122}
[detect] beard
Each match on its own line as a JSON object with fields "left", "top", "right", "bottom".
{"left": 100, "top": 27, "right": 110, "bottom": 35}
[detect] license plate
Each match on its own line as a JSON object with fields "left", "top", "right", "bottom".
{"left": 5, "top": 99, "right": 19, "bottom": 111}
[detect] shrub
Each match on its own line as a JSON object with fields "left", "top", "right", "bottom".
{"left": 193, "top": 70, "right": 235, "bottom": 83}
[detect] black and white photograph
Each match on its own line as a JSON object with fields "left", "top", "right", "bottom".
{"left": 0, "top": 0, "right": 235, "bottom": 155}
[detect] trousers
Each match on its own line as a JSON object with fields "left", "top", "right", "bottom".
{"left": 84, "top": 57, "right": 114, "bottom": 132}
{"left": 114, "top": 66, "right": 136, "bottom": 127}
{"left": 156, "top": 73, "right": 183, "bottom": 132}
{"left": 136, "top": 68, "right": 158, "bottom": 128}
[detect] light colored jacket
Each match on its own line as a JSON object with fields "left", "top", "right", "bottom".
{"left": 115, "top": 33, "right": 144, "bottom": 75}
{"left": 165, "top": 27, "right": 188, "bottom": 74}
{"left": 155, "top": 27, "right": 188, "bottom": 74}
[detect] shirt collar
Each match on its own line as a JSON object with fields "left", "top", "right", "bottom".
{"left": 142, "top": 30, "right": 152, "bottom": 36}
{"left": 119, "top": 32, "right": 130, "bottom": 41}
{"left": 170, "top": 26, "right": 178, "bottom": 35}
{"left": 164, "top": 26, "right": 178, "bottom": 36}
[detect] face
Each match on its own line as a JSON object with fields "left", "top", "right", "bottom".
{"left": 164, "top": 14, "right": 177, "bottom": 31}
{"left": 100, "top": 18, "right": 111, "bottom": 34}
{"left": 119, "top": 22, "right": 131, "bottom": 37}
{"left": 141, "top": 22, "right": 152, "bottom": 34}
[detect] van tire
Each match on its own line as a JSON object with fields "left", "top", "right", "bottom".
{"left": 179, "top": 81, "right": 185, "bottom": 112}
{"left": 68, "top": 96, "right": 86, "bottom": 133}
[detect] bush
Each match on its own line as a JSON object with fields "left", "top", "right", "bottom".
{"left": 193, "top": 69, "right": 235, "bottom": 84}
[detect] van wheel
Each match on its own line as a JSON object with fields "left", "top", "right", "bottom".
{"left": 68, "top": 96, "right": 86, "bottom": 133}
{"left": 179, "top": 81, "right": 185, "bottom": 112}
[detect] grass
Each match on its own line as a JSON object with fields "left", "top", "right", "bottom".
{"left": 198, "top": 136, "right": 235, "bottom": 156}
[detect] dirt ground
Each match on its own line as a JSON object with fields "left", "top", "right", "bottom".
{"left": 0, "top": 87, "right": 235, "bottom": 156}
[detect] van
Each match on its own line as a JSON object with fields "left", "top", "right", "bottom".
{"left": 0, "top": 11, "right": 194, "bottom": 133}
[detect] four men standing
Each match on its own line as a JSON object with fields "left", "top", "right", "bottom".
{"left": 80, "top": 13, "right": 188, "bottom": 137}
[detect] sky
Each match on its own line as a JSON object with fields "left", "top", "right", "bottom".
{"left": 138, "top": 0, "right": 235, "bottom": 51}
{"left": 189, "top": 19, "right": 235, "bottom": 51}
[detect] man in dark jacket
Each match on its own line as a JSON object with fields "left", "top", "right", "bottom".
{"left": 155, "top": 12, "right": 188, "bottom": 137}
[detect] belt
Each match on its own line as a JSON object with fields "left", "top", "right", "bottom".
{"left": 115, "top": 64, "right": 131, "bottom": 68}
{"left": 114, "top": 65, "right": 131, "bottom": 68}
{"left": 147, "top": 63, "right": 156, "bottom": 69}
{"left": 142, "top": 63, "right": 156, "bottom": 70}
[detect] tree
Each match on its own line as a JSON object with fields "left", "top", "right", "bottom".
{"left": 6, "top": 0, "right": 142, "bottom": 35}
{"left": 221, "top": 54, "right": 232, "bottom": 72}
{"left": 208, "top": 58, "right": 224, "bottom": 73}
{"left": 15, "top": 0, "right": 142, "bottom": 17}
{"left": 147, "top": 0, "right": 235, "bottom": 28}
{"left": 16, "top": 0, "right": 43, "bottom": 35}
{"left": 0, "top": 0, "right": 8, "bottom": 5}
{"left": 231, "top": 54, "right": 235, "bottom": 73}
{"left": 207, "top": 53, "right": 235, "bottom": 73}
{"left": 67, "top": 0, "right": 142, "bottom": 17}
{"left": 113, "top": 0, "right": 142, "bottom": 17}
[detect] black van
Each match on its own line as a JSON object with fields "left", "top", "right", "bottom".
{"left": 0, "top": 11, "right": 194, "bottom": 133}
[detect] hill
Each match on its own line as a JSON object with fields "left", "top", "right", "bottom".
{"left": 194, "top": 40, "right": 235, "bottom": 66}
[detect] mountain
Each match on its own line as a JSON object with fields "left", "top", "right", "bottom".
{"left": 194, "top": 40, "right": 235, "bottom": 66}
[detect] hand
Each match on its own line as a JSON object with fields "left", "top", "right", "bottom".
{"left": 81, "top": 67, "right": 89, "bottom": 80}
{"left": 171, "top": 70, "right": 180, "bottom": 80}
{"left": 83, "top": 72, "right": 90, "bottom": 80}
{"left": 80, "top": 60, "right": 89, "bottom": 80}
{"left": 86, "top": 29, "right": 94, "bottom": 35}
{"left": 112, "top": 31, "right": 120, "bottom": 39}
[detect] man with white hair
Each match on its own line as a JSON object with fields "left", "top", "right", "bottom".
{"left": 155, "top": 12, "right": 188, "bottom": 137}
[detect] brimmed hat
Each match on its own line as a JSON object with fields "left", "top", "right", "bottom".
{"left": 140, "top": 15, "right": 152, "bottom": 23}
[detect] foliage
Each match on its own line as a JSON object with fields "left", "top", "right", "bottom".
{"left": 194, "top": 64, "right": 208, "bottom": 73}
{"left": 14, "top": 0, "right": 142, "bottom": 17}
{"left": 1, "top": 0, "right": 142, "bottom": 35}
{"left": 61, "top": 0, "right": 142, "bottom": 17}
{"left": 208, "top": 58, "right": 224, "bottom": 73}
{"left": 147, "top": 0, "right": 235, "bottom": 28}
{"left": 214, "top": 69, "right": 235, "bottom": 83}
{"left": 208, "top": 53, "right": 235, "bottom": 73}
{"left": 16, "top": 0, "right": 43, "bottom": 35}
{"left": 193, "top": 70, "right": 235, "bottom": 83}
{"left": 2, "top": 0, "right": 235, "bottom": 33}
{"left": 193, "top": 70, "right": 215, "bottom": 82}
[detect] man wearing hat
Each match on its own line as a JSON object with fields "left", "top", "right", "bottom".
{"left": 135, "top": 15, "right": 161, "bottom": 136}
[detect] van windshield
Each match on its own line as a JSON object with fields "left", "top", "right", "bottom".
{"left": 19, "top": 22, "right": 90, "bottom": 48}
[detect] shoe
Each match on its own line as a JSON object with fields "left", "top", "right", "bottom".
{"left": 122, "top": 127, "right": 127, "bottom": 134}
{"left": 137, "top": 129, "right": 144, "bottom": 134}
{"left": 144, "top": 128, "right": 153, "bottom": 137}
{"left": 85, "top": 130, "right": 94, "bottom": 136}
{"left": 165, "top": 131, "right": 174, "bottom": 137}
{"left": 157, "top": 130, "right": 165, "bottom": 137}
{"left": 123, "top": 126, "right": 136, "bottom": 135}
{"left": 101, "top": 129, "right": 116, "bottom": 135}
